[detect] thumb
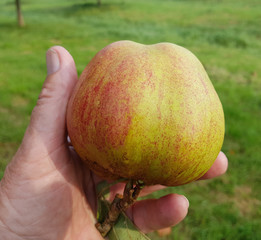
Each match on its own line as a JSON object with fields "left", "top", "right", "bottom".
{"left": 2, "top": 47, "right": 78, "bottom": 181}
{"left": 28, "top": 46, "right": 78, "bottom": 147}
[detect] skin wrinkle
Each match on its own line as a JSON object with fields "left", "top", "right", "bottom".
{"left": 0, "top": 191, "right": 26, "bottom": 238}
{"left": 3, "top": 165, "right": 58, "bottom": 194}
{"left": 0, "top": 182, "right": 72, "bottom": 238}
{"left": 4, "top": 146, "right": 70, "bottom": 185}
{"left": 2, "top": 180, "right": 66, "bottom": 216}
{"left": 12, "top": 178, "right": 68, "bottom": 201}
{"left": 29, "top": 116, "right": 66, "bottom": 138}
{"left": 21, "top": 126, "right": 67, "bottom": 156}
{"left": 38, "top": 71, "right": 74, "bottom": 101}
{"left": 0, "top": 221, "right": 24, "bottom": 240}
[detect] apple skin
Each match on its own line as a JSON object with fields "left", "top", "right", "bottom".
{"left": 67, "top": 41, "right": 225, "bottom": 186}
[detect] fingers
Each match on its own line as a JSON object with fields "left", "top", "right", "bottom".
{"left": 199, "top": 151, "right": 228, "bottom": 180}
{"left": 27, "top": 46, "right": 78, "bottom": 146}
{"left": 126, "top": 194, "right": 189, "bottom": 233}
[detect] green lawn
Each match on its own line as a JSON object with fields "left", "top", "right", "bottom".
{"left": 0, "top": 0, "right": 260, "bottom": 239}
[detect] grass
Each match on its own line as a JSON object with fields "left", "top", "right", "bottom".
{"left": 0, "top": 0, "right": 261, "bottom": 239}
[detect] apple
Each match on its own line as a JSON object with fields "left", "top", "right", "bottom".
{"left": 67, "top": 41, "right": 224, "bottom": 186}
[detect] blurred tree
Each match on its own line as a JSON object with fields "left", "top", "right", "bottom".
{"left": 97, "top": 0, "right": 101, "bottom": 6}
{"left": 15, "top": 0, "right": 25, "bottom": 27}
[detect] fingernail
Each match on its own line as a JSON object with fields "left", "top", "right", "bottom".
{"left": 181, "top": 195, "right": 189, "bottom": 208}
{"left": 46, "top": 48, "right": 60, "bottom": 75}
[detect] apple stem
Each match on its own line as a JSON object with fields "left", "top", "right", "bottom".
{"left": 96, "top": 179, "right": 144, "bottom": 237}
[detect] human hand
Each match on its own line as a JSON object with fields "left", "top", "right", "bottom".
{"left": 0, "top": 47, "right": 228, "bottom": 240}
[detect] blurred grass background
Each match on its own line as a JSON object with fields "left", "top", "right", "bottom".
{"left": 0, "top": 0, "right": 261, "bottom": 239}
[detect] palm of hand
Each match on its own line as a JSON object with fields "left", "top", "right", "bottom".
{"left": 0, "top": 46, "right": 104, "bottom": 239}
{"left": 0, "top": 132, "right": 104, "bottom": 240}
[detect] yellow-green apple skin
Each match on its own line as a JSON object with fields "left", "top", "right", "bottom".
{"left": 67, "top": 41, "right": 225, "bottom": 186}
